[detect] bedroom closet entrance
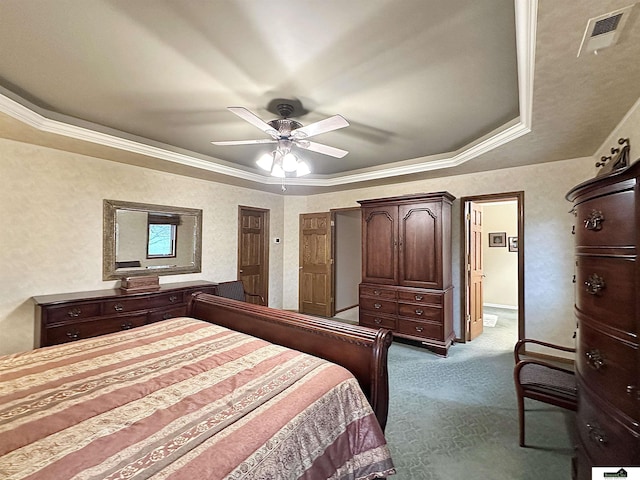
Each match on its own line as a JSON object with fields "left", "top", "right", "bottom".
{"left": 298, "top": 208, "right": 361, "bottom": 318}
{"left": 460, "top": 192, "right": 523, "bottom": 344}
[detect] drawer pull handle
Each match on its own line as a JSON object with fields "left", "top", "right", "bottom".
{"left": 373, "top": 290, "right": 381, "bottom": 295}
{"left": 373, "top": 303, "right": 382, "bottom": 309}
{"left": 374, "top": 318, "right": 382, "bottom": 325}
{"left": 626, "top": 385, "right": 639, "bottom": 399}
{"left": 67, "top": 307, "right": 82, "bottom": 318}
{"left": 113, "top": 303, "right": 124, "bottom": 312}
{"left": 66, "top": 330, "right": 80, "bottom": 340}
{"left": 586, "top": 423, "right": 607, "bottom": 446}
{"left": 585, "top": 349, "right": 605, "bottom": 370}
{"left": 415, "top": 326, "right": 424, "bottom": 332}
{"left": 584, "top": 210, "right": 604, "bottom": 231}
{"left": 584, "top": 274, "right": 605, "bottom": 295}
{"left": 415, "top": 309, "right": 424, "bottom": 316}
{"left": 415, "top": 295, "right": 423, "bottom": 301}
{"left": 120, "top": 322, "right": 133, "bottom": 330}
{"left": 169, "top": 295, "right": 178, "bottom": 303}
{"left": 162, "top": 313, "right": 172, "bottom": 320}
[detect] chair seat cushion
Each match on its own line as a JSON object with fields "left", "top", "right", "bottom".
{"left": 519, "top": 363, "right": 576, "bottom": 398}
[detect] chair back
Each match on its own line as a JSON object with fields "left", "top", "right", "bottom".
{"left": 214, "top": 281, "right": 247, "bottom": 302}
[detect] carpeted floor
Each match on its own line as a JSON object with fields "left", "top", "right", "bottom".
{"left": 334, "top": 306, "right": 577, "bottom": 480}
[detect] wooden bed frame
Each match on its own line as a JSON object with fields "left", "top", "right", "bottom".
{"left": 187, "top": 292, "right": 393, "bottom": 430}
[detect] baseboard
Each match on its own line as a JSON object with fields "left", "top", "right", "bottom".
{"left": 483, "top": 303, "right": 518, "bottom": 310}
{"left": 335, "top": 304, "right": 358, "bottom": 314}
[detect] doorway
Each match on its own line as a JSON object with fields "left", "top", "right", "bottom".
{"left": 298, "top": 208, "right": 361, "bottom": 317}
{"left": 460, "top": 192, "right": 524, "bottom": 343}
{"left": 237, "top": 206, "right": 269, "bottom": 306}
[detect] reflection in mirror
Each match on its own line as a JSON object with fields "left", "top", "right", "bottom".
{"left": 103, "top": 200, "right": 202, "bottom": 280}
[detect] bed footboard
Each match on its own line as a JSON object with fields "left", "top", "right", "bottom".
{"left": 187, "top": 292, "right": 392, "bottom": 430}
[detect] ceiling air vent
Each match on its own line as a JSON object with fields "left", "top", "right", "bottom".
{"left": 577, "top": 4, "right": 635, "bottom": 57}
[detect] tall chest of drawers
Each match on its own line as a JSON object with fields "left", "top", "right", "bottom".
{"left": 358, "top": 192, "right": 455, "bottom": 356}
{"left": 566, "top": 162, "right": 640, "bottom": 477}
{"left": 34, "top": 281, "right": 216, "bottom": 347}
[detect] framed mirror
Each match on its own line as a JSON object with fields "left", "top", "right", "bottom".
{"left": 103, "top": 200, "right": 202, "bottom": 280}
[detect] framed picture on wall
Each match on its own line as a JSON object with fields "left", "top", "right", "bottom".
{"left": 508, "top": 236, "right": 518, "bottom": 252}
{"left": 488, "top": 232, "right": 507, "bottom": 247}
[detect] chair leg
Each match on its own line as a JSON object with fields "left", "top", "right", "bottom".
{"left": 517, "top": 395, "right": 525, "bottom": 447}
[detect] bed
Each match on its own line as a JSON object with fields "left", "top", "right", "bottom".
{"left": 0, "top": 293, "right": 395, "bottom": 479}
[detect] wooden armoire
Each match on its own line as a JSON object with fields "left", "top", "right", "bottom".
{"left": 358, "top": 192, "right": 455, "bottom": 356}
{"left": 566, "top": 159, "right": 640, "bottom": 478}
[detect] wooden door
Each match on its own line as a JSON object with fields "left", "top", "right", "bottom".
{"left": 299, "top": 212, "right": 333, "bottom": 316}
{"left": 398, "top": 201, "right": 442, "bottom": 289}
{"left": 237, "top": 206, "right": 269, "bottom": 305}
{"left": 468, "top": 202, "right": 484, "bottom": 340}
{"left": 361, "top": 205, "right": 398, "bottom": 285}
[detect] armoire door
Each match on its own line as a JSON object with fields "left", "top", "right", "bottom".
{"left": 361, "top": 205, "right": 398, "bottom": 285}
{"left": 398, "top": 201, "right": 442, "bottom": 289}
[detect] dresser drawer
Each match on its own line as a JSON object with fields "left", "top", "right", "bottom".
{"left": 360, "top": 297, "right": 396, "bottom": 315}
{"left": 360, "top": 312, "right": 397, "bottom": 330}
{"left": 398, "top": 303, "right": 442, "bottom": 321}
{"left": 45, "top": 314, "right": 148, "bottom": 345}
{"left": 397, "top": 289, "right": 442, "bottom": 306}
{"left": 577, "top": 323, "right": 639, "bottom": 421}
{"left": 44, "top": 302, "right": 101, "bottom": 324}
{"left": 103, "top": 292, "right": 184, "bottom": 314}
{"left": 575, "top": 256, "right": 636, "bottom": 334}
{"left": 359, "top": 285, "right": 397, "bottom": 300}
{"left": 574, "top": 190, "right": 635, "bottom": 248}
{"left": 147, "top": 306, "right": 188, "bottom": 323}
{"left": 397, "top": 318, "right": 442, "bottom": 340}
{"left": 576, "top": 389, "right": 640, "bottom": 465}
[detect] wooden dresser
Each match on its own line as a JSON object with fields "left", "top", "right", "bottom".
{"left": 566, "top": 162, "right": 640, "bottom": 477}
{"left": 358, "top": 192, "right": 455, "bottom": 356}
{"left": 34, "top": 281, "right": 216, "bottom": 347}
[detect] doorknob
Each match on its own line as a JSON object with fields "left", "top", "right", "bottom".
{"left": 239, "top": 269, "right": 244, "bottom": 273}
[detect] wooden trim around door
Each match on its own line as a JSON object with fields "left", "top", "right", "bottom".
{"left": 458, "top": 191, "right": 524, "bottom": 343}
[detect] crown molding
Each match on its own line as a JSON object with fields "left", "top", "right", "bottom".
{"left": 0, "top": 0, "right": 536, "bottom": 189}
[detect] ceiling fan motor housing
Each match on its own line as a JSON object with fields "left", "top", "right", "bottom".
{"left": 268, "top": 118, "right": 303, "bottom": 137}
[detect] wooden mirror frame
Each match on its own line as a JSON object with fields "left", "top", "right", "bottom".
{"left": 103, "top": 199, "right": 202, "bottom": 280}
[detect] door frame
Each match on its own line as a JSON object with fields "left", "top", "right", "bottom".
{"left": 237, "top": 205, "right": 269, "bottom": 306}
{"left": 459, "top": 191, "right": 524, "bottom": 342}
{"left": 330, "top": 206, "right": 362, "bottom": 317}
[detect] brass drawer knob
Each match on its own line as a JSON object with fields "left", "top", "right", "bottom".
{"left": 415, "top": 326, "right": 424, "bottom": 332}
{"left": 66, "top": 330, "right": 80, "bottom": 340}
{"left": 586, "top": 423, "right": 607, "bottom": 445}
{"left": 584, "top": 210, "right": 604, "bottom": 231}
{"left": 415, "top": 309, "right": 424, "bottom": 316}
{"left": 373, "top": 303, "right": 382, "bottom": 309}
{"left": 67, "top": 307, "right": 82, "bottom": 318}
{"left": 584, "top": 274, "right": 605, "bottom": 295}
{"left": 113, "top": 303, "right": 124, "bottom": 312}
{"left": 415, "top": 295, "right": 423, "bottom": 301}
{"left": 585, "top": 349, "right": 605, "bottom": 370}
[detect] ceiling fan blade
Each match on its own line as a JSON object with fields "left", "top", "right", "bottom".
{"left": 227, "top": 106, "right": 279, "bottom": 138}
{"left": 291, "top": 114, "right": 349, "bottom": 139}
{"left": 211, "top": 139, "right": 277, "bottom": 146}
{"left": 297, "top": 140, "right": 349, "bottom": 158}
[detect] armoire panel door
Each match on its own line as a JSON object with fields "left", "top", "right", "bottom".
{"left": 362, "top": 206, "right": 398, "bottom": 284}
{"left": 398, "top": 202, "right": 442, "bottom": 288}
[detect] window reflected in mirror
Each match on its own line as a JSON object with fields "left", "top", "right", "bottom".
{"left": 103, "top": 200, "right": 202, "bottom": 280}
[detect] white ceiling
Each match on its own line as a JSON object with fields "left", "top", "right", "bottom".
{"left": 1, "top": 0, "right": 639, "bottom": 194}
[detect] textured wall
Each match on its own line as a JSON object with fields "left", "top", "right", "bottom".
{"left": 482, "top": 202, "right": 519, "bottom": 307}
{"left": 282, "top": 156, "right": 595, "bottom": 346}
{"left": 0, "top": 138, "right": 284, "bottom": 355}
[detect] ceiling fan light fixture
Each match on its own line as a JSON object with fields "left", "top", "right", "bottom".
{"left": 282, "top": 152, "right": 298, "bottom": 172}
{"left": 256, "top": 152, "right": 274, "bottom": 171}
{"left": 296, "top": 161, "right": 311, "bottom": 177}
{"left": 271, "top": 161, "right": 285, "bottom": 178}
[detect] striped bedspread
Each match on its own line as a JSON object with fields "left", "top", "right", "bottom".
{"left": 0, "top": 317, "right": 395, "bottom": 479}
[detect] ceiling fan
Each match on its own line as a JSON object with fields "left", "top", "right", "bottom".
{"left": 211, "top": 101, "right": 349, "bottom": 178}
